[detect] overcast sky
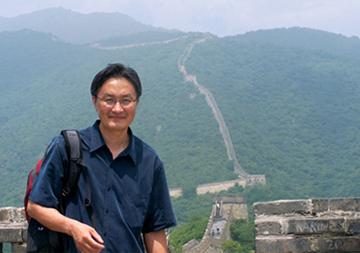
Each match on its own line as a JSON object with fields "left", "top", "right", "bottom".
{"left": 0, "top": 0, "right": 359, "bottom": 38}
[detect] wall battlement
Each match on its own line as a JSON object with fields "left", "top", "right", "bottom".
{"left": 254, "top": 197, "right": 360, "bottom": 253}
{"left": 0, "top": 207, "right": 27, "bottom": 252}
{"left": 183, "top": 195, "right": 248, "bottom": 253}
{"left": 1, "top": 196, "right": 359, "bottom": 252}
{"left": 169, "top": 175, "right": 266, "bottom": 198}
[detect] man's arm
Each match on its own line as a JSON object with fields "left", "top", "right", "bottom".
{"left": 144, "top": 229, "right": 167, "bottom": 253}
{"left": 27, "top": 200, "right": 105, "bottom": 253}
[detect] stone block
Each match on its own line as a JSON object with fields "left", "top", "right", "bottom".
{"left": 347, "top": 218, "right": 360, "bottom": 233}
{"left": 0, "top": 209, "right": 10, "bottom": 223}
{"left": 0, "top": 208, "right": 26, "bottom": 223}
{"left": 315, "top": 236, "right": 360, "bottom": 252}
{"left": 310, "top": 198, "right": 330, "bottom": 213}
{"left": 329, "top": 197, "right": 360, "bottom": 212}
{"left": 0, "top": 227, "right": 23, "bottom": 243}
{"left": 255, "top": 218, "right": 282, "bottom": 235}
{"left": 311, "top": 197, "right": 360, "bottom": 213}
{"left": 254, "top": 199, "right": 311, "bottom": 216}
{"left": 287, "top": 218, "right": 346, "bottom": 235}
{"left": 255, "top": 235, "right": 312, "bottom": 253}
{"left": 11, "top": 242, "right": 26, "bottom": 253}
{"left": 22, "top": 228, "right": 27, "bottom": 242}
{"left": 256, "top": 235, "right": 360, "bottom": 253}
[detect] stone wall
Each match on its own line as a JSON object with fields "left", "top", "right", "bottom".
{"left": 197, "top": 179, "right": 247, "bottom": 195}
{"left": 169, "top": 187, "right": 182, "bottom": 198}
{"left": 0, "top": 207, "right": 27, "bottom": 253}
{"left": 183, "top": 195, "right": 248, "bottom": 253}
{"left": 170, "top": 175, "right": 266, "bottom": 198}
{"left": 253, "top": 197, "right": 360, "bottom": 253}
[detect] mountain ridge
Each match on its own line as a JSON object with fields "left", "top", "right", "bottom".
{"left": 0, "top": 7, "right": 177, "bottom": 44}
{"left": 0, "top": 20, "right": 360, "bottom": 208}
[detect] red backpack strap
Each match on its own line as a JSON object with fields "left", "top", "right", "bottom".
{"left": 24, "top": 158, "right": 44, "bottom": 222}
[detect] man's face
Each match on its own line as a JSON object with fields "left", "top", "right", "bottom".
{"left": 92, "top": 77, "right": 138, "bottom": 134}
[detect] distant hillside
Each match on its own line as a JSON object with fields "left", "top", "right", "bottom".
{"left": 1, "top": 24, "right": 360, "bottom": 210}
{"left": 232, "top": 27, "right": 360, "bottom": 59}
{"left": 0, "top": 7, "right": 181, "bottom": 44}
{"left": 0, "top": 29, "right": 235, "bottom": 207}
{"left": 185, "top": 35, "right": 360, "bottom": 199}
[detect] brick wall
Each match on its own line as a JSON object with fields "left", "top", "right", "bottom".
{"left": 0, "top": 207, "right": 27, "bottom": 252}
{"left": 253, "top": 197, "right": 360, "bottom": 253}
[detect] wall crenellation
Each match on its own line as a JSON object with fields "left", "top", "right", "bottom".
{"left": 183, "top": 195, "right": 248, "bottom": 253}
{"left": 0, "top": 207, "right": 27, "bottom": 252}
{"left": 169, "top": 175, "right": 266, "bottom": 198}
{"left": 254, "top": 197, "right": 360, "bottom": 253}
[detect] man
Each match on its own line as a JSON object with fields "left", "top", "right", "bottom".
{"left": 28, "top": 63, "right": 177, "bottom": 252}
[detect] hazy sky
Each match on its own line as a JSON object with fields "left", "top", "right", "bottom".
{"left": 1, "top": 0, "right": 359, "bottom": 38}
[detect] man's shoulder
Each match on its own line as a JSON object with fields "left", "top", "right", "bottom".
{"left": 78, "top": 123, "right": 97, "bottom": 144}
{"left": 133, "top": 135, "right": 155, "bottom": 151}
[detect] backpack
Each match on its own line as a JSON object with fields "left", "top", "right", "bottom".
{"left": 24, "top": 129, "right": 90, "bottom": 253}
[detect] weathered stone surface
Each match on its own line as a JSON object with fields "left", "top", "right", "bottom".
{"left": 310, "top": 198, "right": 330, "bottom": 213}
{"left": 256, "top": 235, "right": 360, "bottom": 253}
{"left": 254, "top": 199, "right": 312, "bottom": 216}
{"left": 255, "top": 218, "right": 283, "bottom": 235}
{"left": 287, "top": 217, "right": 346, "bottom": 235}
{"left": 0, "top": 209, "right": 10, "bottom": 223}
{"left": 255, "top": 235, "right": 307, "bottom": 253}
{"left": 11, "top": 242, "right": 26, "bottom": 253}
{"left": 328, "top": 197, "right": 360, "bottom": 212}
{"left": 254, "top": 198, "right": 360, "bottom": 252}
{"left": 0, "top": 226, "right": 25, "bottom": 243}
{"left": 0, "top": 208, "right": 26, "bottom": 223}
{"left": 311, "top": 198, "right": 360, "bottom": 213}
{"left": 315, "top": 236, "right": 360, "bottom": 252}
{"left": 22, "top": 227, "right": 27, "bottom": 242}
{"left": 347, "top": 218, "right": 360, "bottom": 233}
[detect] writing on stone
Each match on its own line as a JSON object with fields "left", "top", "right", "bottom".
{"left": 326, "top": 239, "right": 344, "bottom": 250}
{"left": 295, "top": 221, "right": 329, "bottom": 233}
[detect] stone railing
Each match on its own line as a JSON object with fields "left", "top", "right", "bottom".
{"left": 0, "top": 207, "right": 27, "bottom": 252}
{"left": 254, "top": 197, "right": 360, "bottom": 253}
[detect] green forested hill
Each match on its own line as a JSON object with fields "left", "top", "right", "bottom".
{"left": 1, "top": 26, "right": 360, "bottom": 210}
{"left": 185, "top": 37, "right": 360, "bottom": 198}
{"left": 0, "top": 30, "right": 235, "bottom": 206}
{"left": 232, "top": 27, "right": 360, "bottom": 59}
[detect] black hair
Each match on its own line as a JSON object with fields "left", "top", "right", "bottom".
{"left": 90, "top": 63, "right": 142, "bottom": 99}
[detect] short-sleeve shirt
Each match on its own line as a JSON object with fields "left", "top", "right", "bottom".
{"left": 29, "top": 121, "right": 177, "bottom": 252}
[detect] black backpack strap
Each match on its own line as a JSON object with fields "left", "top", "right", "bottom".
{"left": 59, "top": 129, "right": 95, "bottom": 227}
{"left": 60, "top": 129, "right": 84, "bottom": 199}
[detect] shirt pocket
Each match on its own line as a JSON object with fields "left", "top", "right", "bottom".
{"left": 121, "top": 190, "right": 149, "bottom": 229}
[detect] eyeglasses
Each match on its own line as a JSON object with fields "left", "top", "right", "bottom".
{"left": 96, "top": 96, "right": 138, "bottom": 108}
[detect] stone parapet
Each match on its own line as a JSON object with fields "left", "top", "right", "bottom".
{"left": 170, "top": 175, "right": 266, "bottom": 198}
{"left": 0, "top": 207, "right": 27, "bottom": 253}
{"left": 253, "top": 197, "right": 360, "bottom": 253}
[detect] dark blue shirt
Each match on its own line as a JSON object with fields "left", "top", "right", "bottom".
{"left": 30, "top": 121, "right": 177, "bottom": 252}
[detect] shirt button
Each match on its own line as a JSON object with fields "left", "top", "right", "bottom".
{"left": 104, "top": 232, "right": 107, "bottom": 237}
{"left": 107, "top": 187, "right": 111, "bottom": 191}
{"left": 106, "top": 209, "right": 109, "bottom": 214}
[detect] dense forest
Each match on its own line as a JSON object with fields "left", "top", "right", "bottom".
{"left": 1, "top": 9, "right": 360, "bottom": 251}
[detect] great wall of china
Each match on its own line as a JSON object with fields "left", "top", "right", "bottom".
{"left": 3, "top": 196, "right": 360, "bottom": 252}
{"left": 169, "top": 174, "right": 266, "bottom": 198}
{"left": 1, "top": 34, "right": 359, "bottom": 253}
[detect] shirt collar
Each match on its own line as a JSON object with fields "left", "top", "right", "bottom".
{"left": 89, "top": 120, "right": 137, "bottom": 165}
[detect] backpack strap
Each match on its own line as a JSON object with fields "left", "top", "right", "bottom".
{"left": 60, "top": 129, "right": 84, "bottom": 199}
{"left": 59, "top": 129, "right": 95, "bottom": 227}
